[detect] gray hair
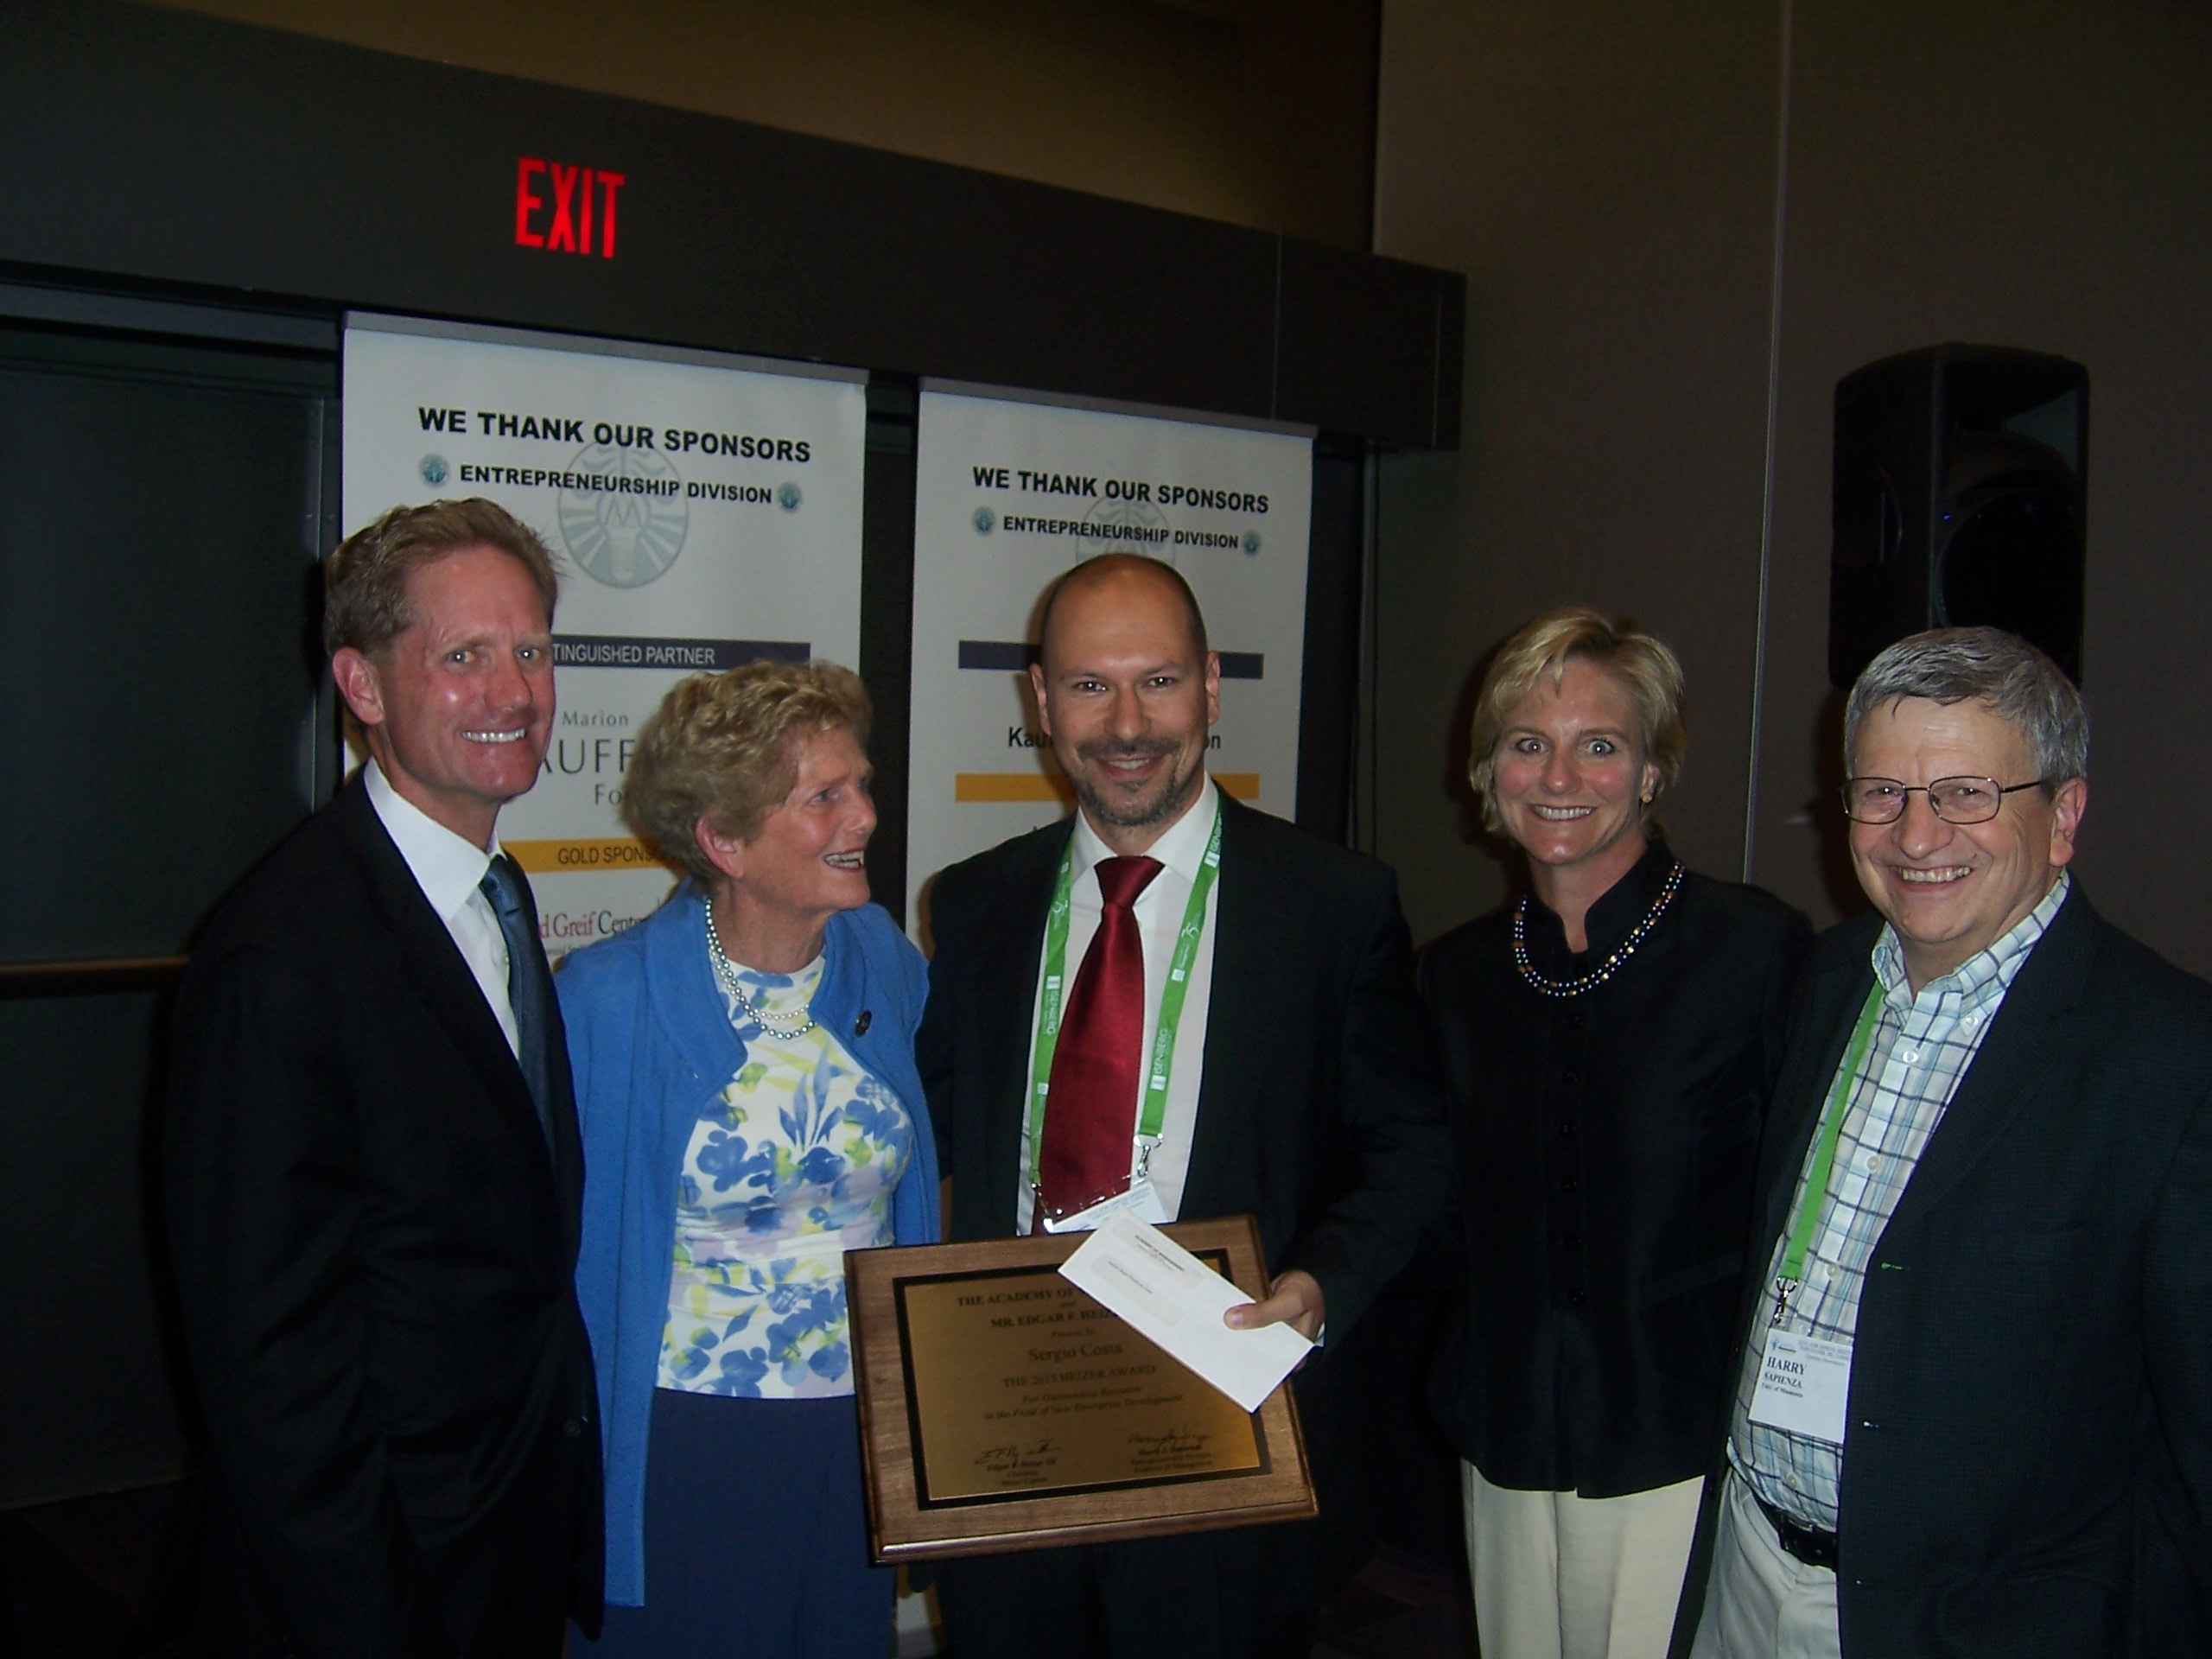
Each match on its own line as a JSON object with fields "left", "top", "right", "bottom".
{"left": 1844, "top": 627, "right": 2088, "bottom": 782}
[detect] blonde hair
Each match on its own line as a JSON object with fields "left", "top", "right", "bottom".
{"left": 625, "top": 660, "right": 873, "bottom": 881}
{"left": 1466, "top": 608, "right": 1688, "bottom": 834}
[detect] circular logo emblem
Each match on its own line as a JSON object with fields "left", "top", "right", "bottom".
{"left": 1242, "top": 530, "right": 1262, "bottom": 556}
{"left": 972, "top": 506, "right": 996, "bottom": 535}
{"left": 778, "top": 481, "right": 804, "bottom": 512}
{"left": 419, "top": 454, "right": 449, "bottom": 487}
{"left": 558, "top": 444, "right": 689, "bottom": 588}
{"left": 1080, "top": 499, "right": 1174, "bottom": 563}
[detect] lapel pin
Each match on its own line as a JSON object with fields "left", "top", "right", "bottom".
{"left": 853, "top": 1010, "right": 872, "bottom": 1037}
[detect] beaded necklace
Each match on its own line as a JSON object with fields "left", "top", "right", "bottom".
{"left": 702, "top": 904, "right": 817, "bottom": 1039}
{"left": 1511, "top": 860, "right": 1685, "bottom": 999}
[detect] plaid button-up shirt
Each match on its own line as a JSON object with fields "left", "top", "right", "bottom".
{"left": 1727, "top": 874, "right": 2071, "bottom": 1532}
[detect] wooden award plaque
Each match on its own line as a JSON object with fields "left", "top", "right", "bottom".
{"left": 844, "top": 1216, "right": 1316, "bottom": 1561}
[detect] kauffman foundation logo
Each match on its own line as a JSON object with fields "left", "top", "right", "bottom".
{"left": 558, "top": 441, "right": 689, "bottom": 588}
{"left": 1078, "top": 496, "right": 1175, "bottom": 560}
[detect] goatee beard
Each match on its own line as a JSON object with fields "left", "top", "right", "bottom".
{"left": 1072, "top": 746, "right": 1198, "bottom": 830}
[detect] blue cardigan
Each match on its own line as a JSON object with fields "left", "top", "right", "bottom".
{"left": 556, "top": 885, "right": 941, "bottom": 1606}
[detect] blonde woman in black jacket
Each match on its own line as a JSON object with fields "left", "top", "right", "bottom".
{"left": 1421, "top": 608, "right": 1809, "bottom": 1659}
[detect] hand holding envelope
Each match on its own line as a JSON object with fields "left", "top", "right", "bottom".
{"left": 1224, "top": 1267, "right": 1325, "bottom": 1342}
{"left": 1058, "top": 1212, "right": 1316, "bottom": 1414}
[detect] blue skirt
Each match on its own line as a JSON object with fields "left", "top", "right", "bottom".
{"left": 577, "top": 1388, "right": 894, "bottom": 1659}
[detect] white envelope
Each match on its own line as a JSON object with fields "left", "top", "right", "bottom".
{"left": 1057, "top": 1211, "right": 1313, "bottom": 1414}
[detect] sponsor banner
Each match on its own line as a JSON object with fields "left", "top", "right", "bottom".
{"left": 342, "top": 314, "right": 866, "bottom": 957}
{"left": 906, "top": 384, "right": 1313, "bottom": 938}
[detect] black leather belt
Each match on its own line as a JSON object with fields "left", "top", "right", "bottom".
{"left": 1754, "top": 1491, "right": 1839, "bottom": 1571}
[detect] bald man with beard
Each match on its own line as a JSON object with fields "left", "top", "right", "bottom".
{"left": 916, "top": 554, "right": 1451, "bottom": 1659}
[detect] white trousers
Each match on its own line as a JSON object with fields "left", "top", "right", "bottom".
{"left": 1462, "top": 1461, "right": 1704, "bottom": 1659}
{"left": 1686, "top": 1471, "right": 1841, "bottom": 1659}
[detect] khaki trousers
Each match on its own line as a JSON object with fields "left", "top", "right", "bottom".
{"left": 1686, "top": 1471, "right": 1842, "bottom": 1659}
{"left": 1462, "top": 1462, "right": 1703, "bottom": 1659}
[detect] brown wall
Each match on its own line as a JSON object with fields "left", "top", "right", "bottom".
{"left": 155, "top": 0, "right": 1381, "bottom": 250}
{"left": 1369, "top": 0, "right": 1784, "bottom": 937}
{"left": 1756, "top": 0, "right": 2212, "bottom": 970}
{"left": 1373, "top": 0, "right": 2212, "bottom": 978}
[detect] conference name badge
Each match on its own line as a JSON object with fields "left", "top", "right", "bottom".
{"left": 1748, "top": 1332, "right": 1853, "bottom": 1446}
{"left": 1040, "top": 1176, "right": 1171, "bottom": 1234}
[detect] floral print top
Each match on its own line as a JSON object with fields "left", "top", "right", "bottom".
{"left": 656, "top": 944, "right": 912, "bottom": 1399}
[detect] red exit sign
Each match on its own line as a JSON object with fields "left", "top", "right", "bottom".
{"left": 515, "top": 158, "right": 626, "bottom": 257}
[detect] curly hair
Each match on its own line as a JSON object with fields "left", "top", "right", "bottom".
{"left": 624, "top": 660, "right": 873, "bottom": 881}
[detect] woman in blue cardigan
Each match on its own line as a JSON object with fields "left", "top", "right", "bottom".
{"left": 561, "top": 661, "right": 939, "bottom": 1659}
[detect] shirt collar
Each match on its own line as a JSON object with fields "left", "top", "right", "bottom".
{"left": 362, "top": 759, "right": 497, "bottom": 925}
{"left": 1069, "top": 778, "right": 1221, "bottom": 886}
{"left": 1872, "top": 869, "right": 2071, "bottom": 1011}
{"left": 1522, "top": 836, "right": 1675, "bottom": 966}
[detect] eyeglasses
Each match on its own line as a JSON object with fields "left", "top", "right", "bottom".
{"left": 1841, "top": 776, "right": 2048, "bottom": 825}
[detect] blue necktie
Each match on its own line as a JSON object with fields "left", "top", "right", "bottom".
{"left": 480, "top": 853, "right": 555, "bottom": 1143}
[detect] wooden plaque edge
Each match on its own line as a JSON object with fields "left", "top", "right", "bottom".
{"left": 846, "top": 1216, "right": 1316, "bottom": 1562}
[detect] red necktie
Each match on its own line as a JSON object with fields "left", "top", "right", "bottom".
{"left": 1036, "top": 855, "right": 1162, "bottom": 1229}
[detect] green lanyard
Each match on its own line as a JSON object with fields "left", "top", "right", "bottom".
{"left": 1770, "top": 983, "right": 1885, "bottom": 1327}
{"left": 1025, "top": 804, "right": 1224, "bottom": 1196}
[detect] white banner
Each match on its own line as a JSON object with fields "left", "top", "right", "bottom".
{"left": 342, "top": 315, "right": 867, "bottom": 958}
{"left": 905, "top": 385, "right": 1313, "bottom": 937}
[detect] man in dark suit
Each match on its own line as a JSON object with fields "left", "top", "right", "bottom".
{"left": 1672, "top": 627, "right": 2211, "bottom": 1658}
{"left": 918, "top": 553, "right": 1451, "bottom": 1658}
{"left": 164, "top": 499, "right": 602, "bottom": 1658}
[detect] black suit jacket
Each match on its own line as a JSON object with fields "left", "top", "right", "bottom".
{"left": 1668, "top": 884, "right": 2212, "bottom": 1658}
{"left": 163, "top": 774, "right": 602, "bottom": 1659}
{"left": 1420, "top": 844, "right": 1810, "bottom": 1497}
{"left": 916, "top": 791, "right": 1451, "bottom": 1346}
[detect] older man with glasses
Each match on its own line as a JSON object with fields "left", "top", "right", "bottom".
{"left": 1669, "top": 626, "right": 2211, "bottom": 1659}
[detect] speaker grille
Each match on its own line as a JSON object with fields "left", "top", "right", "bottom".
{"left": 1828, "top": 345, "right": 2088, "bottom": 687}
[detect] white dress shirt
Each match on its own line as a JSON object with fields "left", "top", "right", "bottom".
{"left": 362, "top": 760, "right": 521, "bottom": 1058}
{"left": 1014, "top": 780, "right": 1222, "bottom": 1233}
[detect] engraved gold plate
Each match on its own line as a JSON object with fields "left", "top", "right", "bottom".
{"left": 847, "top": 1217, "right": 1315, "bottom": 1560}
{"left": 899, "top": 1263, "right": 1263, "bottom": 1502}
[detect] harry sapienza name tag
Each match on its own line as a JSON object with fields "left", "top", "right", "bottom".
{"left": 1749, "top": 1332, "right": 1853, "bottom": 1445}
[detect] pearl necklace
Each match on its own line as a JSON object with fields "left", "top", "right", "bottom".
{"left": 1511, "top": 861, "right": 1685, "bottom": 999}
{"left": 703, "top": 904, "right": 817, "bottom": 1039}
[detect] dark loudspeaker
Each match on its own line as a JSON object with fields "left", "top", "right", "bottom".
{"left": 1828, "top": 344, "right": 2088, "bottom": 688}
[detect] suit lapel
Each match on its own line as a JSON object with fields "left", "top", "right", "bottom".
{"left": 1752, "top": 923, "right": 1882, "bottom": 1268}
{"left": 1183, "top": 796, "right": 1268, "bottom": 1220}
{"left": 511, "top": 859, "right": 586, "bottom": 1255}
{"left": 1885, "top": 887, "right": 2095, "bottom": 1234}
{"left": 334, "top": 779, "right": 555, "bottom": 1179}
{"left": 974, "top": 823, "right": 1071, "bottom": 1216}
